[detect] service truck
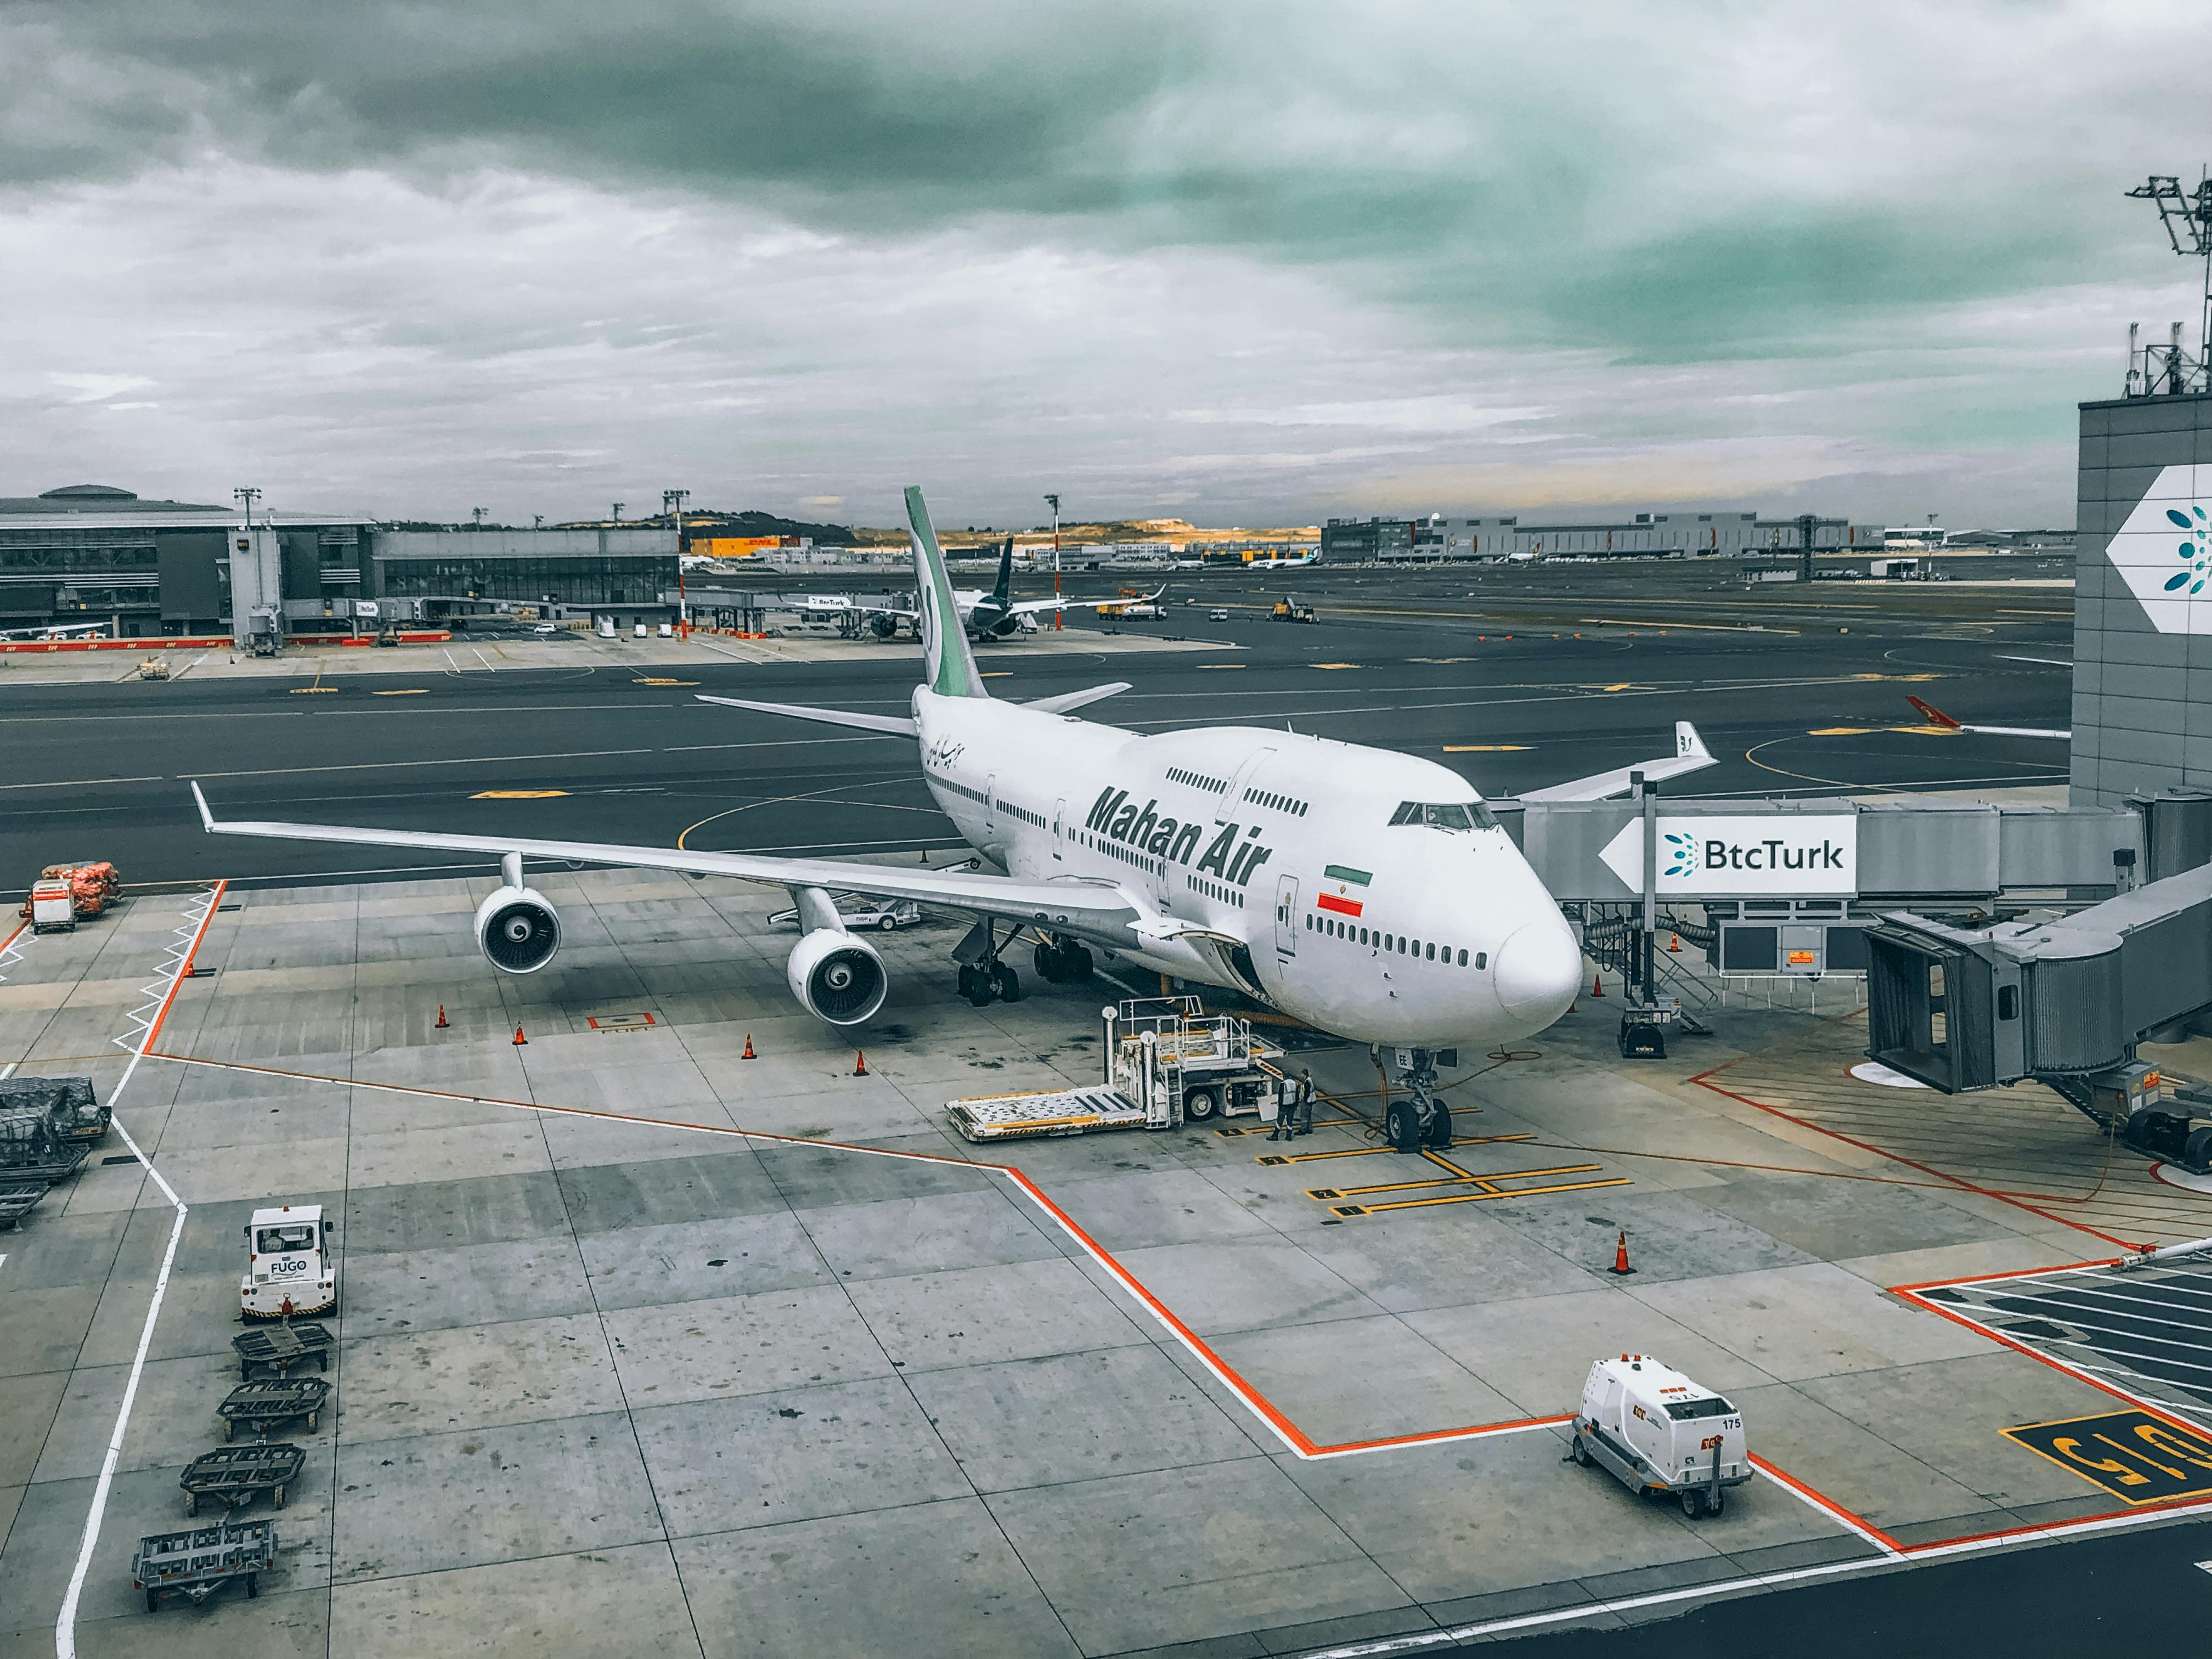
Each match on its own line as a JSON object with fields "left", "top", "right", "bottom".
{"left": 1567, "top": 1354, "right": 1750, "bottom": 1518}
{"left": 240, "top": 1204, "right": 337, "bottom": 1319}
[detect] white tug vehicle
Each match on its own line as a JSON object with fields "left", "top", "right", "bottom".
{"left": 240, "top": 1204, "right": 337, "bottom": 1319}
{"left": 1568, "top": 1355, "right": 1749, "bottom": 1519}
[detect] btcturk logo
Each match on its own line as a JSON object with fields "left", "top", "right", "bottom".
{"left": 1662, "top": 832, "right": 1697, "bottom": 878}
{"left": 2165, "top": 506, "right": 2209, "bottom": 595}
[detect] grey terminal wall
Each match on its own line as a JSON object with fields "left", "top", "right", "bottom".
{"left": 2072, "top": 388, "right": 2212, "bottom": 806}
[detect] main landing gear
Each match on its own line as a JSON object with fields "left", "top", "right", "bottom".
{"left": 953, "top": 921, "right": 1093, "bottom": 1008}
{"left": 1383, "top": 1046, "right": 1453, "bottom": 1153}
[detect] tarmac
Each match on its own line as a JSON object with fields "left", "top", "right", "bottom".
{"left": 4, "top": 861, "right": 2209, "bottom": 1657}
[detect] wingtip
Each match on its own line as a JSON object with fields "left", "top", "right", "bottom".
{"left": 1906, "top": 695, "right": 1961, "bottom": 730}
{"left": 1675, "top": 719, "right": 1712, "bottom": 760}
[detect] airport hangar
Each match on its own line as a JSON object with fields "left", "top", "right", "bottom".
{"left": 0, "top": 486, "right": 681, "bottom": 639}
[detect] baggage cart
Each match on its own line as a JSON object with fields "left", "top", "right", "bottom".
{"left": 0, "top": 1074, "right": 109, "bottom": 1141}
{"left": 0, "top": 1113, "right": 92, "bottom": 1184}
{"left": 179, "top": 1442, "right": 306, "bottom": 1515}
{"left": 232, "top": 1319, "right": 334, "bottom": 1380}
{"left": 0, "top": 1181, "right": 47, "bottom": 1229}
{"left": 217, "top": 1376, "right": 330, "bottom": 1441}
{"left": 132, "top": 1519, "right": 276, "bottom": 1611}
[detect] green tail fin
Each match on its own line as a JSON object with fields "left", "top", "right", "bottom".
{"left": 906, "top": 486, "right": 986, "bottom": 698}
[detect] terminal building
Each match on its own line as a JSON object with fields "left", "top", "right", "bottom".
{"left": 1321, "top": 511, "right": 1886, "bottom": 562}
{"left": 0, "top": 486, "right": 677, "bottom": 637}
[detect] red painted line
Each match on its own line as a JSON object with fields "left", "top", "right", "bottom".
{"left": 1688, "top": 1059, "right": 2148, "bottom": 1251}
{"left": 1887, "top": 1257, "right": 2125, "bottom": 1295}
{"left": 1749, "top": 1452, "right": 1905, "bottom": 1552}
{"left": 0, "top": 919, "right": 28, "bottom": 953}
{"left": 138, "top": 882, "right": 227, "bottom": 1053}
{"left": 1899, "top": 1492, "right": 2212, "bottom": 1553}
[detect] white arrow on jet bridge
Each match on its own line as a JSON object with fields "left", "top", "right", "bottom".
{"left": 1598, "top": 821, "right": 1650, "bottom": 893}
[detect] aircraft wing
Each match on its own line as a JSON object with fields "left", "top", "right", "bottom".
{"left": 189, "top": 784, "right": 1144, "bottom": 941}
{"left": 1516, "top": 721, "right": 1718, "bottom": 803}
{"left": 695, "top": 694, "right": 917, "bottom": 736}
{"left": 1000, "top": 595, "right": 1074, "bottom": 618}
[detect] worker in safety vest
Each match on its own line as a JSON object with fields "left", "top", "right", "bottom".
{"left": 1290, "top": 1068, "right": 1317, "bottom": 1137}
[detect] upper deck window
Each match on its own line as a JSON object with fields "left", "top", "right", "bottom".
{"left": 1389, "top": 800, "right": 1500, "bottom": 831}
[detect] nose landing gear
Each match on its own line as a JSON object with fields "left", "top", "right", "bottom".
{"left": 1383, "top": 1046, "right": 1454, "bottom": 1153}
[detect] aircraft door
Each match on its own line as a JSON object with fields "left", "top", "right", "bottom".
{"left": 1274, "top": 874, "right": 1299, "bottom": 956}
{"left": 985, "top": 772, "right": 997, "bottom": 832}
{"left": 1052, "top": 797, "right": 1065, "bottom": 862}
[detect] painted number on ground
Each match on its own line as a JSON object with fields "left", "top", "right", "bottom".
{"left": 2002, "top": 1410, "right": 2212, "bottom": 1505}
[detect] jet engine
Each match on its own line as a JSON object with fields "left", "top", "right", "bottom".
{"left": 787, "top": 928, "right": 888, "bottom": 1025}
{"left": 474, "top": 885, "right": 562, "bottom": 974}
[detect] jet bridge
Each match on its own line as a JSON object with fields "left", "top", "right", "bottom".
{"left": 1862, "top": 860, "right": 2212, "bottom": 1169}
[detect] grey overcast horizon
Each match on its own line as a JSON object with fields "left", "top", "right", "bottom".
{"left": 2, "top": 2, "right": 2202, "bottom": 531}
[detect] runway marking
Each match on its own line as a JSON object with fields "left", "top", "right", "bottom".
{"left": 196, "top": 747, "right": 654, "bottom": 778}
{"left": 472, "top": 789, "right": 569, "bottom": 799}
{"left": 1443, "top": 744, "right": 1531, "bottom": 752}
{"left": 1308, "top": 662, "right": 1362, "bottom": 670}
{"left": 373, "top": 689, "right": 429, "bottom": 696}
{"left": 633, "top": 678, "right": 697, "bottom": 686}
{"left": 57, "top": 884, "right": 223, "bottom": 1659}
{"left": 1198, "top": 664, "right": 1246, "bottom": 670}
{"left": 0, "top": 775, "right": 165, "bottom": 791}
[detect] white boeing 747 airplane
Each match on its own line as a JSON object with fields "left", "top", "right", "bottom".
{"left": 193, "top": 487, "right": 1712, "bottom": 1122}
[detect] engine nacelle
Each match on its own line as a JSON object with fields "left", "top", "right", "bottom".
{"left": 474, "top": 885, "right": 561, "bottom": 974}
{"left": 787, "top": 928, "right": 888, "bottom": 1025}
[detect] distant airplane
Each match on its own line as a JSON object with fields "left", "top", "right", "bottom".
{"left": 800, "top": 538, "right": 1074, "bottom": 641}
{"left": 1246, "top": 549, "right": 1319, "bottom": 569}
{"left": 0, "top": 622, "right": 107, "bottom": 642}
{"left": 1906, "top": 695, "right": 2069, "bottom": 740}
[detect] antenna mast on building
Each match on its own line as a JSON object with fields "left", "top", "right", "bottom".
{"left": 2124, "top": 173, "right": 2212, "bottom": 395}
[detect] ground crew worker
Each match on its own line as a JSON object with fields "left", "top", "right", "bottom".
{"left": 1292, "top": 1067, "right": 1317, "bottom": 1137}
{"left": 1267, "top": 1087, "right": 1293, "bottom": 1142}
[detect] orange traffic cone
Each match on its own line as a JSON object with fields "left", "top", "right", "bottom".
{"left": 1609, "top": 1231, "right": 1634, "bottom": 1275}
{"left": 435, "top": 1004, "right": 449, "bottom": 1029}
{"left": 1667, "top": 933, "right": 1681, "bottom": 954}
{"left": 1590, "top": 973, "right": 1605, "bottom": 998}
{"left": 853, "top": 1050, "right": 868, "bottom": 1076}
{"left": 512, "top": 1024, "right": 527, "bottom": 1046}
{"left": 741, "top": 1033, "right": 756, "bottom": 1060}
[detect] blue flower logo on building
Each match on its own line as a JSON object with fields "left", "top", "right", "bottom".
{"left": 2164, "top": 505, "right": 2208, "bottom": 594}
{"left": 1662, "top": 832, "right": 1696, "bottom": 878}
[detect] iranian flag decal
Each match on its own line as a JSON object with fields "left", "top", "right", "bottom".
{"left": 1317, "top": 864, "right": 1371, "bottom": 918}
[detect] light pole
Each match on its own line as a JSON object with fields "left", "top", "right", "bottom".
{"left": 533, "top": 514, "right": 543, "bottom": 533}
{"left": 1044, "top": 493, "right": 1061, "bottom": 630}
{"left": 471, "top": 507, "right": 486, "bottom": 531}
{"left": 664, "top": 488, "right": 690, "bottom": 636}
{"left": 612, "top": 502, "right": 624, "bottom": 523}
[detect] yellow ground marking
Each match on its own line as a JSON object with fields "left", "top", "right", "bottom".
{"left": 1601, "top": 682, "right": 1632, "bottom": 691}
{"left": 471, "top": 789, "right": 569, "bottom": 799}
{"left": 981, "top": 672, "right": 1012, "bottom": 678}
{"left": 373, "top": 689, "right": 429, "bottom": 696}
{"left": 1329, "top": 1177, "right": 1633, "bottom": 1216}
{"left": 1199, "top": 664, "right": 1247, "bottom": 670}
{"left": 1310, "top": 663, "right": 1362, "bottom": 670}
{"left": 289, "top": 687, "right": 339, "bottom": 694}
{"left": 633, "top": 677, "right": 698, "bottom": 686}
{"left": 1809, "top": 727, "right": 1871, "bottom": 736}
{"left": 1255, "top": 1133, "right": 1533, "bottom": 1167}
{"left": 1443, "top": 744, "right": 1533, "bottom": 752}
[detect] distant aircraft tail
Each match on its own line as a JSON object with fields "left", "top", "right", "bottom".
{"left": 1905, "top": 695, "right": 1962, "bottom": 730}
{"left": 906, "top": 487, "right": 987, "bottom": 698}
{"left": 990, "top": 537, "right": 1014, "bottom": 610}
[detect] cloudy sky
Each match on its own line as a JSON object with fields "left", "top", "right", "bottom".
{"left": 2, "top": 2, "right": 2204, "bottom": 528}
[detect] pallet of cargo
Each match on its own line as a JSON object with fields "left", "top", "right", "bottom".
{"left": 179, "top": 1442, "right": 306, "bottom": 1515}
{"left": 132, "top": 1518, "right": 276, "bottom": 1612}
{"left": 231, "top": 1318, "right": 334, "bottom": 1380}
{"left": 217, "top": 1376, "right": 330, "bottom": 1441}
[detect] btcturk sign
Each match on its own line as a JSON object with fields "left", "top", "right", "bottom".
{"left": 1599, "top": 814, "right": 1858, "bottom": 898}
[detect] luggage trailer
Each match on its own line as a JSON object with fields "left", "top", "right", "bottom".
{"left": 949, "top": 997, "right": 1289, "bottom": 1143}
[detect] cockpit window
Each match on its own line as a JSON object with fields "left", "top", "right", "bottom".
{"left": 1389, "top": 801, "right": 1500, "bottom": 831}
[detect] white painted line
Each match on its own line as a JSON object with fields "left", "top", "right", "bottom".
{"left": 2198, "top": 1559, "right": 2212, "bottom": 1575}
{"left": 1753, "top": 1465, "right": 1904, "bottom": 1559}
{"left": 54, "top": 887, "right": 221, "bottom": 1659}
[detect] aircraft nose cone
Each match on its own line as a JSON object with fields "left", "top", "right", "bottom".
{"left": 1493, "top": 919, "right": 1582, "bottom": 1027}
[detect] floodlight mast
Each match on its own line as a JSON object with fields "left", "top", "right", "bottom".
{"left": 2124, "top": 173, "right": 2212, "bottom": 394}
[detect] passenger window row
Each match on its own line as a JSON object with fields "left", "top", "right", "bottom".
{"left": 1243, "top": 787, "right": 1310, "bottom": 816}
{"left": 1304, "top": 911, "right": 1487, "bottom": 969}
